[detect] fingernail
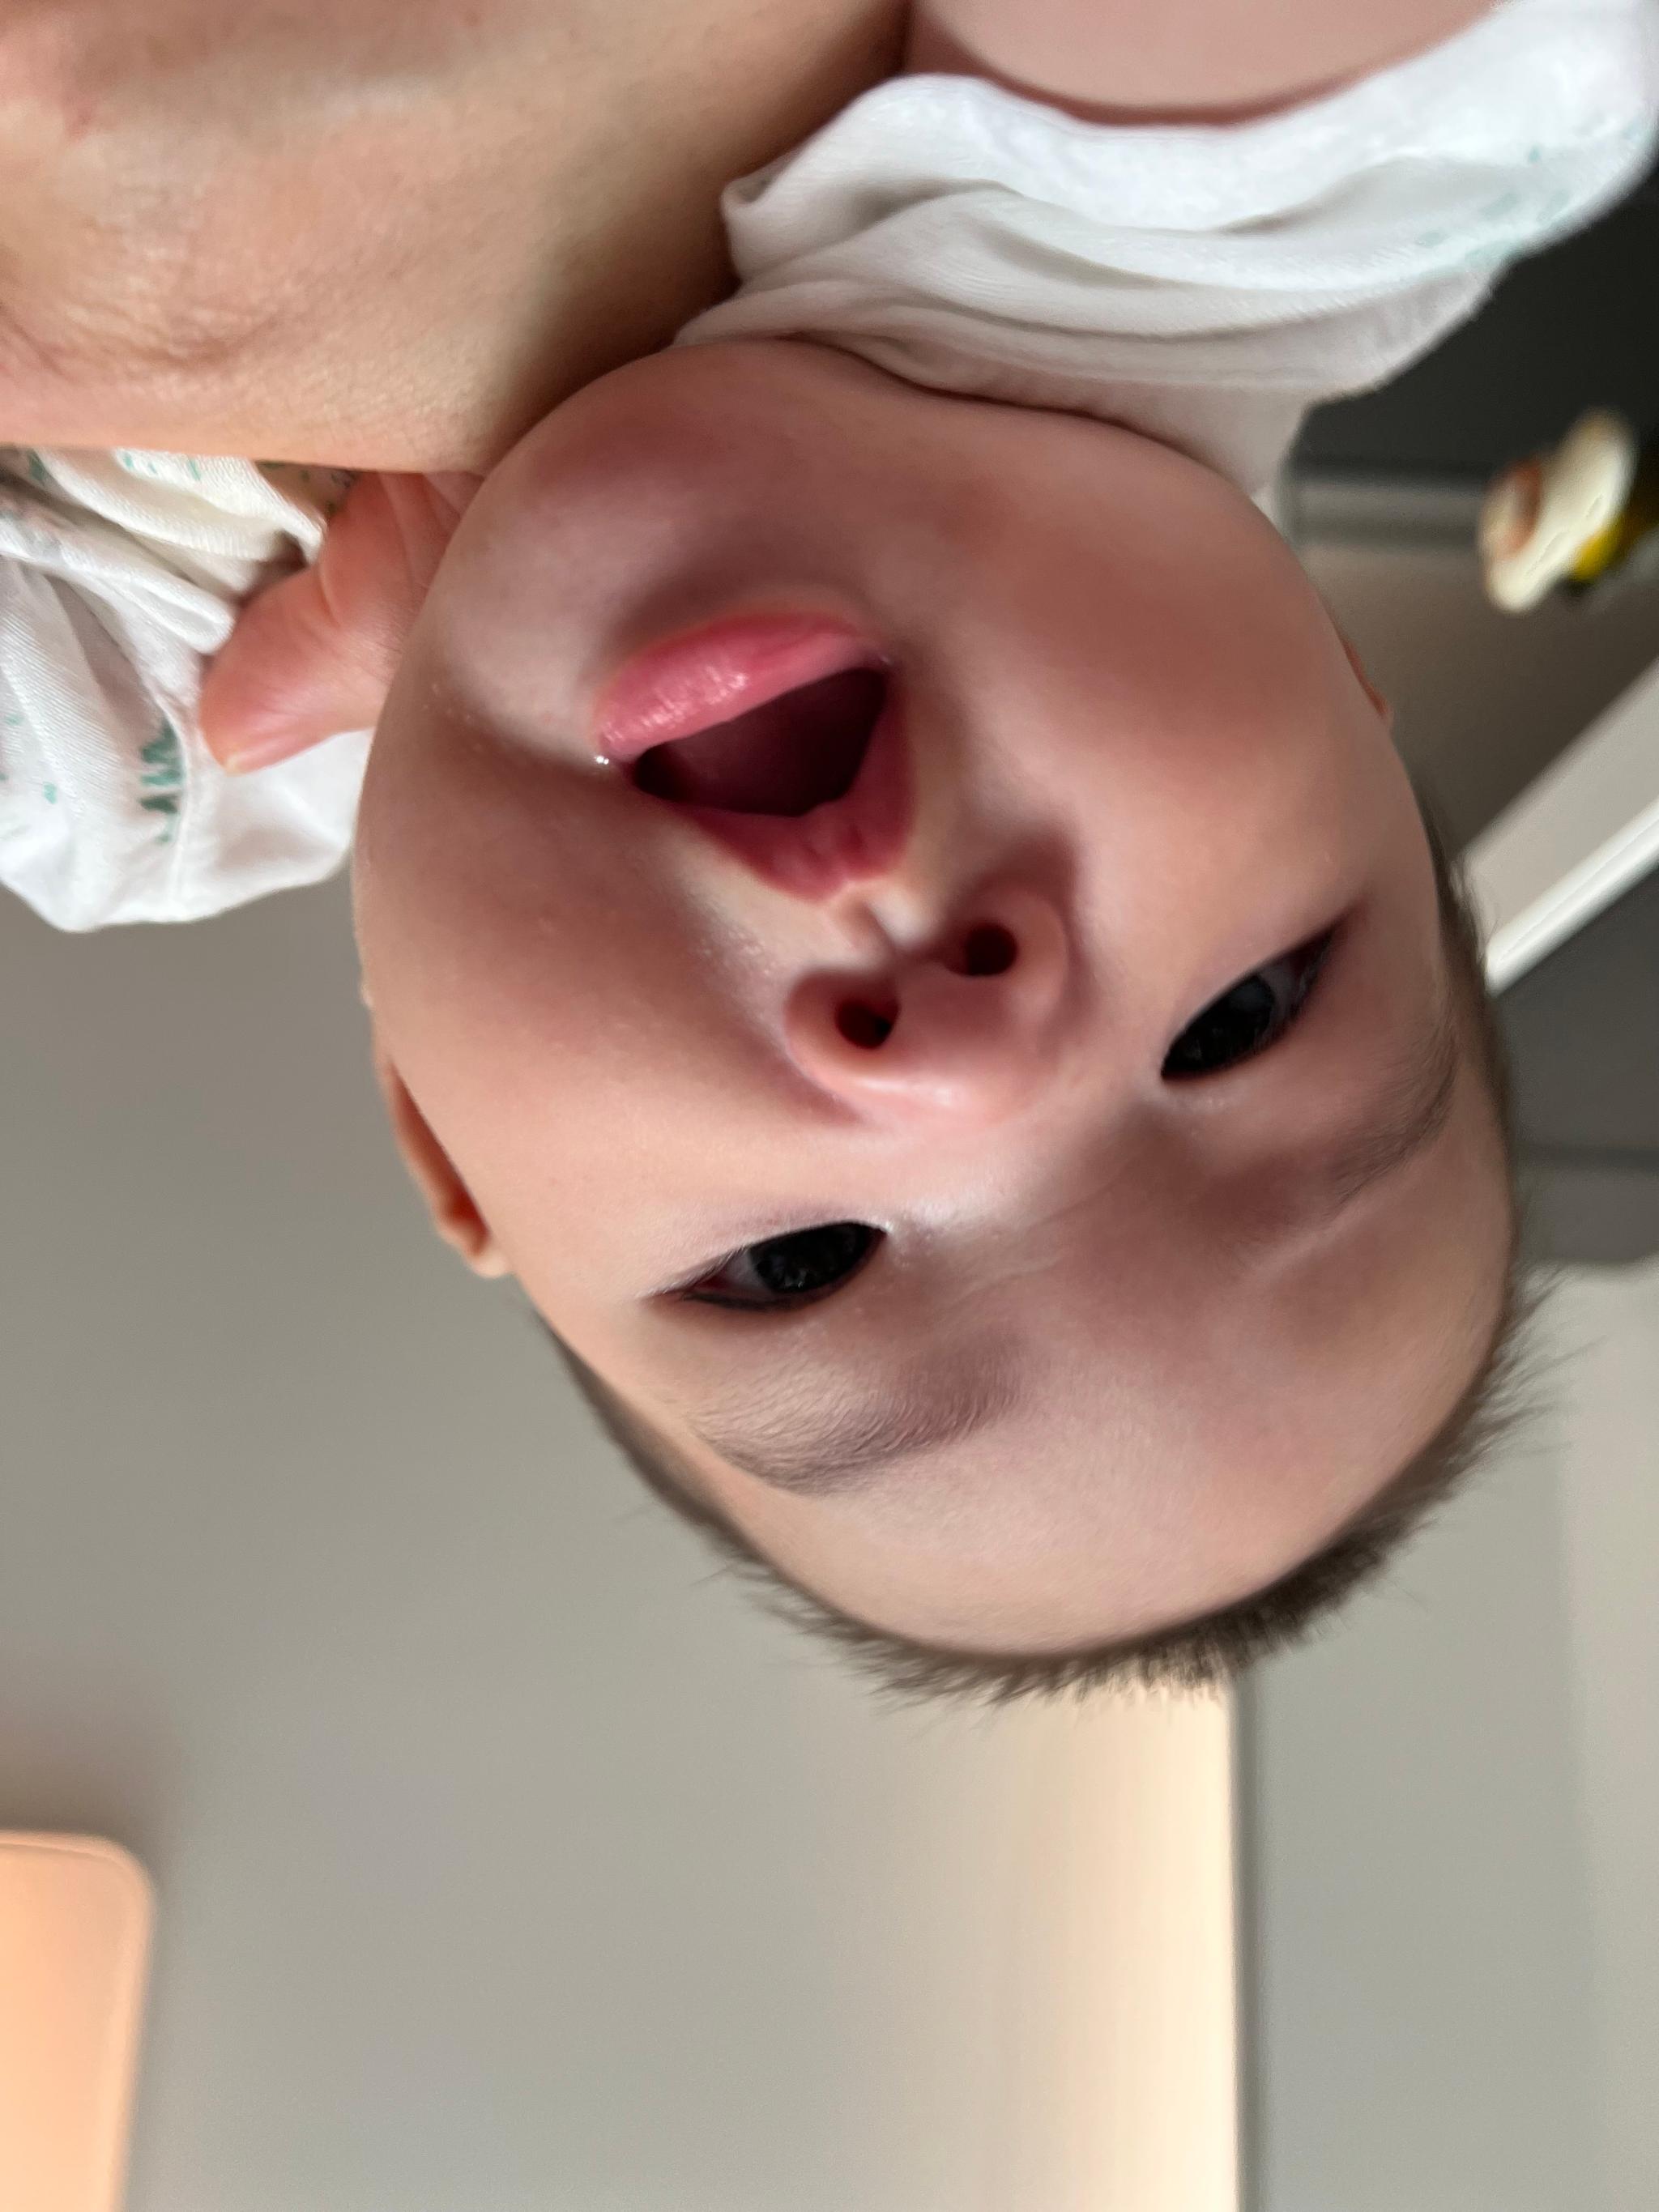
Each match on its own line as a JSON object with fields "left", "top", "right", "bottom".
{"left": 212, "top": 727, "right": 294, "bottom": 776}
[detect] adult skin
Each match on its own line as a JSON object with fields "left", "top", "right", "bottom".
{"left": 0, "top": 0, "right": 1491, "bottom": 472}
{"left": 0, "top": 0, "right": 902, "bottom": 467}
{"left": 907, "top": 0, "right": 1495, "bottom": 119}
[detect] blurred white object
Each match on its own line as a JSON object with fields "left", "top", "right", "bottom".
{"left": 0, "top": 1835, "right": 153, "bottom": 2212}
{"left": 685, "top": 0, "right": 1659, "bottom": 497}
{"left": 0, "top": 450, "right": 368, "bottom": 930}
{"left": 1468, "top": 650, "right": 1659, "bottom": 987}
{"left": 1480, "top": 409, "right": 1640, "bottom": 612}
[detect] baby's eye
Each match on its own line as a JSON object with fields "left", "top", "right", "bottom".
{"left": 682, "top": 1222, "right": 884, "bottom": 1311}
{"left": 1161, "top": 932, "right": 1334, "bottom": 1080}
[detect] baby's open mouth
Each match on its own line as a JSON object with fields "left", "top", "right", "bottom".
{"left": 629, "top": 663, "right": 911, "bottom": 897}
{"left": 633, "top": 667, "right": 888, "bottom": 816}
{"left": 593, "top": 612, "right": 913, "bottom": 898}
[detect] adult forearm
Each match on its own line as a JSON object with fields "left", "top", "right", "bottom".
{"left": 906, "top": 0, "right": 1496, "bottom": 120}
{"left": 0, "top": 0, "right": 900, "bottom": 469}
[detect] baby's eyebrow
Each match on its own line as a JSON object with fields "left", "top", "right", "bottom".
{"left": 688, "top": 1344, "right": 1026, "bottom": 1497}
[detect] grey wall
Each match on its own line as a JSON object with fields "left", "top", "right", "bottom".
{"left": 0, "top": 875, "right": 1173, "bottom": 2212}
{"left": 1290, "top": 152, "right": 1659, "bottom": 856}
{"left": 1245, "top": 486, "right": 1659, "bottom": 2208}
{"left": 1498, "top": 866, "right": 1659, "bottom": 1268}
{"left": 1294, "top": 162, "right": 1659, "bottom": 480}
{"left": 1243, "top": 1260, "right": 1659, "bottom": 2212}
{"left": 1301, "top": 541, "right": 1659, "bottom": 853}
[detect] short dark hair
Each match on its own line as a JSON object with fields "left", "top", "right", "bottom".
{"left": 548, "top": 825, "right": 1535, "bottom": 1707}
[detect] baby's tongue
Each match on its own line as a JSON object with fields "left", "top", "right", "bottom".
{"left": 634, "top": 668, "right": 885, "bottom": 816}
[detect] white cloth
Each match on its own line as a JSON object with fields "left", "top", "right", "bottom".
{"left": 680, "top": 0, "right": 1659, "bottom": 494}
{"left": 0, "top": 450, "right": 369, "bottom": 930}
{"left": 4, "top": 0, "right": 1656, "bottom": 932}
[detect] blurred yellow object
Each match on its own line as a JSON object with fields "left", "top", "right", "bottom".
{"left": 1567, "top": 514, "right": 1627, "bottom": 582}
{"left": 1480, "top": 408, "right": 1640, "bottom": 612}
{"left": 0, "top": 1836, "right": 153, "bottom": 2212}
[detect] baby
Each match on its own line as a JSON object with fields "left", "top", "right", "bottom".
{"left": 4, "top": 0, "right": 1656, "bottom": 1701}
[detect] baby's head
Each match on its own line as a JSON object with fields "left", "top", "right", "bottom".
{"left": 350, "top": 339, "right": 1522, "bottom": 1694}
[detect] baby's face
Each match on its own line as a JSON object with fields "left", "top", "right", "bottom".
{"left": 355, "top": 340, "right": 1511, "bottom": 1656}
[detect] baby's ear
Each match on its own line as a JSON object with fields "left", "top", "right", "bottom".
{"left": 199, "top": 471, "right": 479, "bottom": 773}
{"left": 1333, "top": 624, "right": 1393, "bottom": 730}
{"left": 369, "top": 1029, "right": 513, "bottom": 1281}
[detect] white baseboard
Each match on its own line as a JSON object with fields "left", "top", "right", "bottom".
{"left": 1465, "top": 654, "right": 1659, "bottom": 990}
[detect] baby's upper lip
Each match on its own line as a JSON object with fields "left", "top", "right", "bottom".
{"left": 592, "top": 611, "right": 880, "bottom": 764}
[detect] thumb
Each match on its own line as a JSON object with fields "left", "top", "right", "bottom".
{"left": 199, "top": 471, "right": 479, "bottom": 773}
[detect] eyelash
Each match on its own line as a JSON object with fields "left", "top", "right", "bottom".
{"left": 1160, "top": 927, "right": 1336, "bottom": 1081}
{"left": 680, "top": 1222, "right": 885, "bottom": 1313}
{"left": 676, "top": 928, "right": 1337, "bottom": 1313}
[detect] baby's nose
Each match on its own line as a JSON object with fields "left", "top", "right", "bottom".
{"left": 783, "top": 887, "right": 1073, "bottom": 1125}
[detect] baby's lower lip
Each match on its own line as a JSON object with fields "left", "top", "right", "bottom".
{"left": 676, "top": 685, "right": 913, "bottom": 901}
{"left": 591, "top": 610, "right": 880, "bottom": 762}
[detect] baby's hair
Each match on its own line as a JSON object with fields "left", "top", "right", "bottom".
{"left": 548, "top": 822, "right": 1537, "bottom": 1707}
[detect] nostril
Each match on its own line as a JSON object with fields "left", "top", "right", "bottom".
{"left": 957, "top": 923, "right": 1017, "bottom": 978}
{"left": 837, "top": 998, "right": 898, "bottom": 1050}
{"left": 827, "top": 922, "right": 1020, "bottom": 1056}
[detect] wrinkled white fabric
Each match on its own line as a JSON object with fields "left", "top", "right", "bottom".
{"left": 681, "top": 0, "right": 1659, "bottom": 492}
{"left": 0, "top": 450, "right": 368, "bottom": 930}
{"left": 4, "top": 0, "right": 1656, "bottom": 931}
